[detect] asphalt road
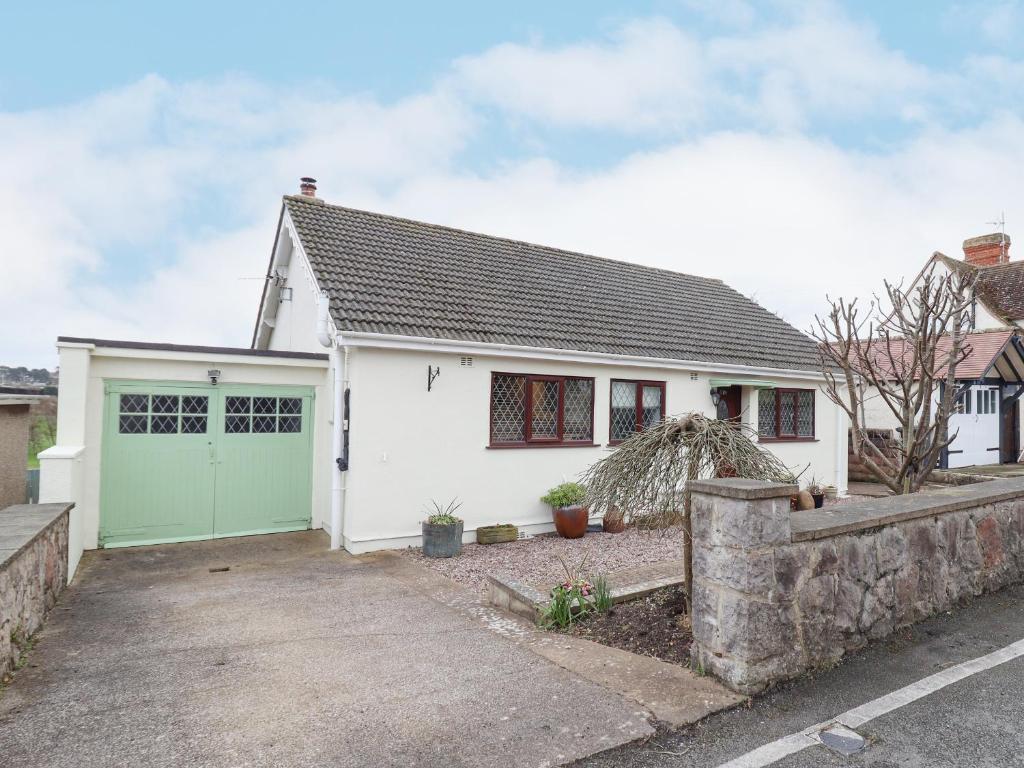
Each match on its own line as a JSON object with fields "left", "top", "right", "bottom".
{"left": 574, "top": 583, "right": 1024, "bottom": 768}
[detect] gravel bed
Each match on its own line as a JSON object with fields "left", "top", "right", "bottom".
{"left": 401, "top": 526, "right": 685, "bottom": 592}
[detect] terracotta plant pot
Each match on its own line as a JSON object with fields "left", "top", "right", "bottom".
{"left": 602, "top": 513, "right": 626, "bottom": 533}
{"left": 552, "top": 505, "right": 588, "bottom": 539}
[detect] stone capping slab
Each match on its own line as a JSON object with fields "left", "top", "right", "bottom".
{"left": 688, "top": 478, "right": 799, "bottom": 499}
{"left": 0, "top": 503, "right": 75, "bottom": 570}
{"left": 487, "top": 572, "right": 685, "bottom": 621}
{"left": 790, "top": 477, "right": 1024, "bottom": 542}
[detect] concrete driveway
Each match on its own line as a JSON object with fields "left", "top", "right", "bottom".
{"left": 0, "top": 532, "right": 652, "bottom": 767}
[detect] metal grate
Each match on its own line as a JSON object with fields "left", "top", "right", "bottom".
{"left": 460, "top": 356, "right": 473, "bottom": 367}
{"left": 490, "top": 375, "right": 526, "bottom": 442}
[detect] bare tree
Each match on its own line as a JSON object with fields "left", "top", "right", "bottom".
{"left": 813, "top": 264, "right": 975, "bottom": 495}
{"left": 583, "top": 413, "right": 795, "bottom": 614}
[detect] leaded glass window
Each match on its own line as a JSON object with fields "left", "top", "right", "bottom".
{"left": 758, "top": 388, "right": 814, "bottom": 439}
{"left": 642, "top": 385, "right": 663, "bottom": 430}
{"left": 489, "top": 373, "right": 594, "bottom": 445}
{"left": 530, "top": 379, "right": 559, "bottom": 439}
{"left": 222, "top": 396, "right": 303, "bottom": 434}
{"left": 563, "top": 379, "right": 594, "bottom": 442}
{"left": 609, "top": 380, "right": 665, "bottom": 443}
{"left": 490, "top": 375, "right": 526, "bottom": 443}
{"left": 758, "top": 389, "right": 777, "bottom": 437}
{"left": 117, "top": 393, "right": 209, "bottom": 435}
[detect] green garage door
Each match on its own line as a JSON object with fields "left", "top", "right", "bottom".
{"left": 100, "top": 382, "right": 313, "bottom": 547}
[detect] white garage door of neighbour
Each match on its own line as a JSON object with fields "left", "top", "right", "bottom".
{"left": 947, "top": 385, "right": 1001, "bottom": 469}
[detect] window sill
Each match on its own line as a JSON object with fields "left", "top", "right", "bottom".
{"left": 758, "top": 438, "right": 819, "bottom": 443}
{"left": 487, "top": 442, "right": 599, "bottom": 450}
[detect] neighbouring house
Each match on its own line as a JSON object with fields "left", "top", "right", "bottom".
{"left": 0, "top": 387, "right": 41, "bottom": 508}
{"left": 40, "top": 178, "right": 848, "bottom": 574}
{"left": 859, "top": 233, "right": 1024, "bottom": 470}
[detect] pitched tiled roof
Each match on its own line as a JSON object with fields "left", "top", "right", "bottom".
{"left": 976, "top": 262, "right": 1024, "bottom": 322}
{"left": 849, "top": 329, "right": 1022, "bottom": 380}
{"left": 284, "top": 196, "right": 825, "bottom": 372}
{"left": 933, "top": 252, "right": 1024, "bottom": 323}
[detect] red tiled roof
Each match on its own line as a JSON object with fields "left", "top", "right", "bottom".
{"left": 840, "top": 329, "right": 1020, "bottom": 381}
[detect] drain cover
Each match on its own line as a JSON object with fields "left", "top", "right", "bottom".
{"left": 818, "top": 724, "right": 866, "bottom": 756}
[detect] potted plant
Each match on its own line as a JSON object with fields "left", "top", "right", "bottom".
{"left": 421, "top": 498, "right": 464, "bottom": 558}
{"left": 806, "top": 478, "right": 825, "bottom": 509}
{"left": 541, "top": 482, "right": 588, "bottom": 539}
{"left": 602, "top": 505, "right": 626, "bottom": 534}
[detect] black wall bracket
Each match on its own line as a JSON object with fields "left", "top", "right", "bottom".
{"left": 427, "top": 365, "right": 440, "bottom": 392}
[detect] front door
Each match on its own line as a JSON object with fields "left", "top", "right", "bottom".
{"left": 100, "top": 382, "right": 314, "bottom": 547}
{"left": 1002, "top": 394, "right": 1020, "bottom": 464}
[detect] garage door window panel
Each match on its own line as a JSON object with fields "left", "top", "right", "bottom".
{"left": 118, "top": 393, "right": 209, "bottom": 435}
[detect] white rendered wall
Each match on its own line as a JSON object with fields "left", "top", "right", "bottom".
{"left": 264, "top": 253, "right": 323, "bottom": 354}
{"left": 42, "top": 343, "right": 330, "bottom": 555}
{"left": 342, "top": 347, "right": 842, "bottom": 552}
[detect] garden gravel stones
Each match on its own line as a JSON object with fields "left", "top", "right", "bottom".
{"left": 401, "top": 526, "right": 684, "bottom": 592}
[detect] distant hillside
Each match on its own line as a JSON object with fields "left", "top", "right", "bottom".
{"left": 0, "top": 365, "right": 56, "bottom": 387}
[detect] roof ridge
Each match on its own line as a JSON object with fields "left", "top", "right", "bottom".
{"left": 283, "top": 195, "right": 725, "bottom": 286}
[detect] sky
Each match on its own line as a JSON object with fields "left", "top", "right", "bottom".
{"left": 4, "top": 0, "right": 1024, "bottom": 367}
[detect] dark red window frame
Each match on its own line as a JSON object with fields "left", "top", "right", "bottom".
{"left": 758, "top": 388, "right": 816, "bottom": 441}
{"left": 608, "top": 379, "right": 666, "bottom": 445}
{"left": 489, "top": 372, "right": 596, "bottom": 448}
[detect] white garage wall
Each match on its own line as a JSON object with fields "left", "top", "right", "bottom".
{"left": 41, "top": 341, "right": 330, "bottom": 575}
{"left": 342, "top": 346, "right": 842, "bottom": 552}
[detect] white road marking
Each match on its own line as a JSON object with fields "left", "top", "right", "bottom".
{"left": 716, "top": 637, "right": 1024, "bottom": 768}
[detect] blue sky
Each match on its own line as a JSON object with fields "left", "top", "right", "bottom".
{"left": 4, "top": 1, "right": 1024, "bottom": 366}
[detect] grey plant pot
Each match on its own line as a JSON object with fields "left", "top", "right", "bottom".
{"left": 422, "top": 521, "right": 464, "bottom": 558}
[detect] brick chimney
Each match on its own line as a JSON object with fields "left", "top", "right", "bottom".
{"left": 963, "top": 232, "right": 1010, "bottom": 267}
{"left": 299, "top": 177, "right": 318, "bottom": 198}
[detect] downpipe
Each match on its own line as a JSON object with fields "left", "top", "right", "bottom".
{"left": 318, "top": 292, "right": 349, "bottom": 550}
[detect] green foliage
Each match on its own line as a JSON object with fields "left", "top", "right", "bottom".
{"left": 540, "top": 582, "right": 592, "bottom": 629}
{"left": 424, "top": 497, "right": 463, "bottom": 525}
{"left": 27, "top": 416, "right": 56, "bottom": 469}
{"left": 592, "top": 574, "right": 612, "bottom": 613}
{"left": 540, "top": 482, "right": 587, "bottom": 509}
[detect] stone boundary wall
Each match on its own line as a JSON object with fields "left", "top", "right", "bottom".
{"left": 689, "top": 478, "right": 1024, "bottom": 694}
{"left": 0, "top": 503, "right": 72, "bottom": 679}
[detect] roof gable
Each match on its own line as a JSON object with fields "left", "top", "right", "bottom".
{"left": 283, "top": 196, "right": 825, "bottom": 372}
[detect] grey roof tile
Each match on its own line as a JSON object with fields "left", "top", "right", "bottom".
{"left": 284, "top": 196, "right": 825, "bottom": 372}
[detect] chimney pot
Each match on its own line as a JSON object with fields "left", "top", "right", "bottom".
{"left": 963, "top": 232, "right": 1010, "bottom": 267}
{"left": 299, "top": 177, "right": 318, "bottom": 198}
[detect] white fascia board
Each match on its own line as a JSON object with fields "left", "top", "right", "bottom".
{"left": 339, "top": 331, "right": 827, "bottom": 381}
{"left": 88, "top": 346, "right": 329, "bottom": 368}
{"left": 56, "top": 341, "right": 96, "bottom": 351}
{"left": 280, "top": 208, "right": 340, "bottom": 342}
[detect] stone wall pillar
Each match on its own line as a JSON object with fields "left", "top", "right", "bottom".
{"left": 689, "top": 478, "right": 800, "bottom": 694}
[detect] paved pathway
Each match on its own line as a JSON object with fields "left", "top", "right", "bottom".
{"left": 0, "top": 532, "right": 654, "bottom": 767}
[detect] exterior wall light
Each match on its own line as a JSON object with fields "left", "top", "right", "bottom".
{"left": 208, "top": 369, "right": 221, "bottom": 385}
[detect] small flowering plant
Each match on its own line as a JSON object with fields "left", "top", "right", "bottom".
{"left": 557, "top": 577, "right": 593, "bottom": 597}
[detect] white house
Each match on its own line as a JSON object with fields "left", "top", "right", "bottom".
{"left": 41, "top": 179, "right": 848, "bottom": 575}
{"left": 860, "top": 233, "right": 1024, "bottom": 469}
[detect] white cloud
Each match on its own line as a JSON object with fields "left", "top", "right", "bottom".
{"left": 450, "top": 18, "right": 707, "bottom": 133}
{"left": 0, "top": 76, "right": 475, "bottom": 366}
{"left": 5, "top": 6, "right": 1024, "bottom": 368}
